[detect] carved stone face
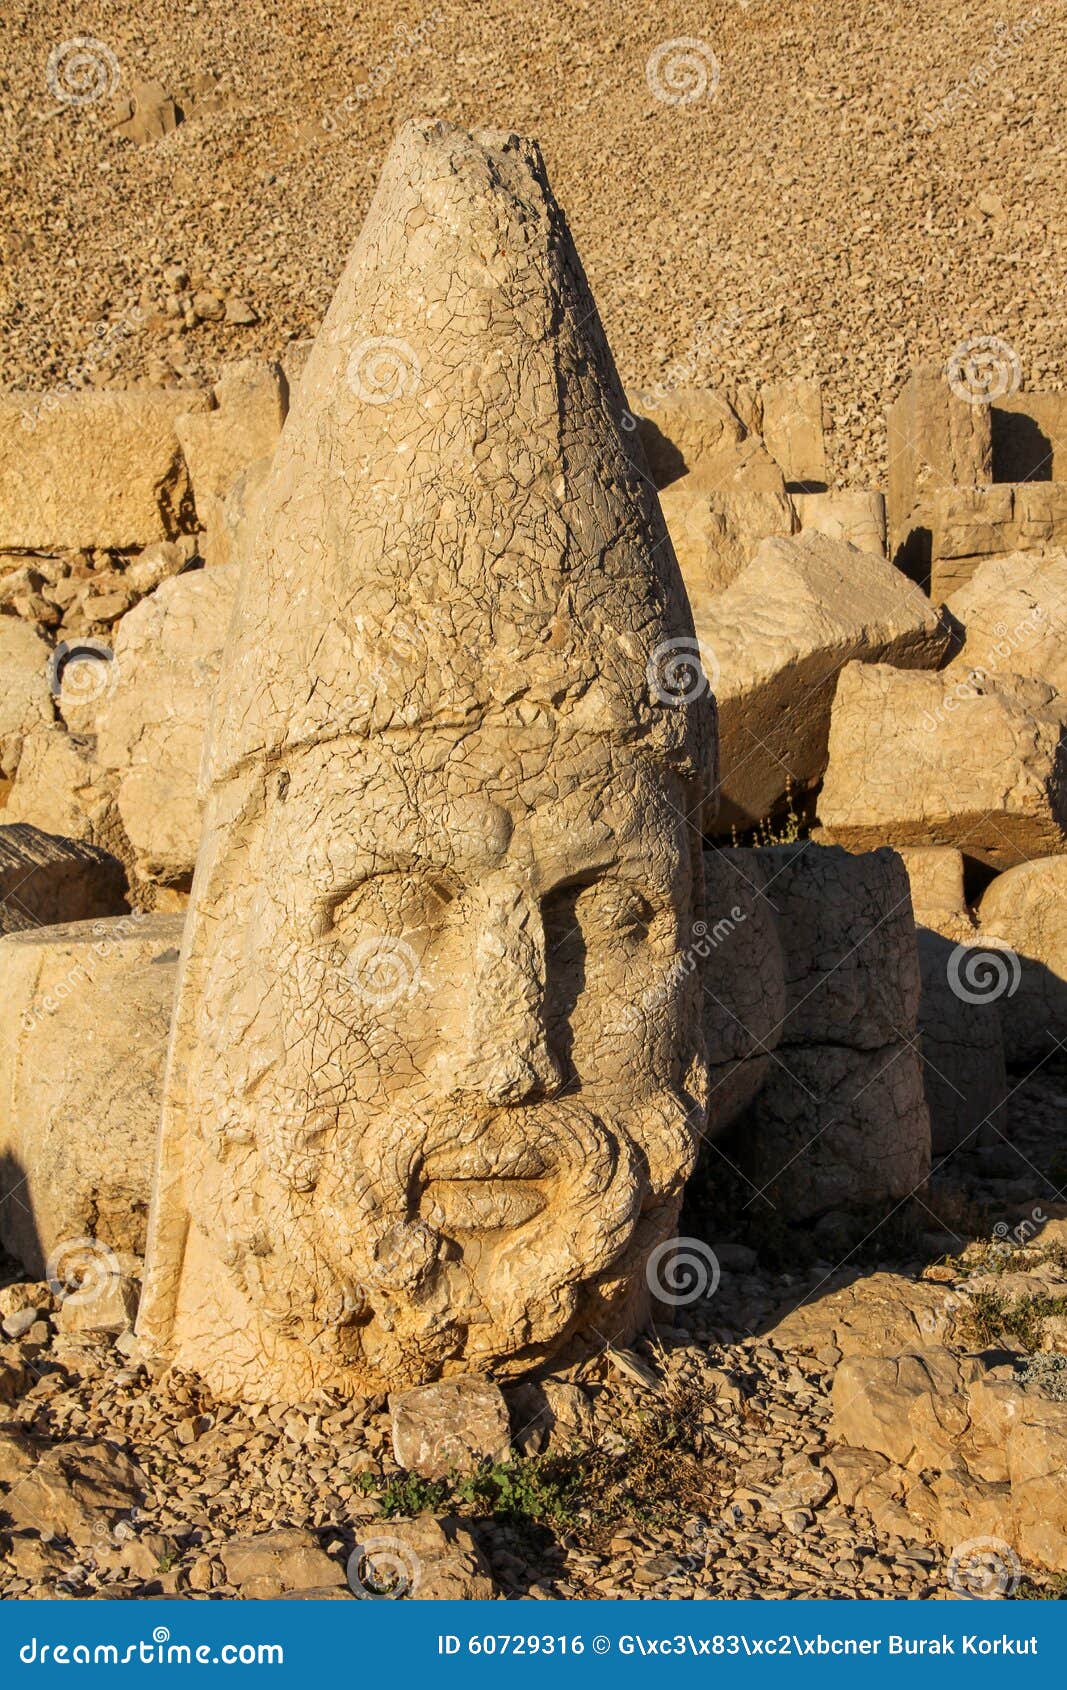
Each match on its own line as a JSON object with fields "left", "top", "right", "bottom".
{"left": 176, "top": 729, "right": 707, "bottom": 1397}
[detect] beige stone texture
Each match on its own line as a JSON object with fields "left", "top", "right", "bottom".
{"left": 176, "top": 360, "right": 288, "bottom": 565}
{"left": 0, "top": 913, "right": 183, "bottom": 1275}
{"left": 886, "top": 369, "right": 992, "bottom": 560}
{"left": 95, "top": 566, "right": 237, "bottom": 886}
{"left": 767, "top": 1270, "right": 963, "bottom": 1358}
{"left": 793, "top": 489, "right": 886, "bottom": 557}
{"left": 0, "top": 389, "right": 209, "bottom": 551}
{"left": 0, "top": 823, "right": 127, "bottom": 935}
{"left": 629, "top": 387, "right": 783, "bottom": 493}
{"left": 220, "top": 1528, "right": 343, "bottom": 1597}
{"left": 660, "top": 480, "right": 797, "bottom": 612}
{"left": 759, "top": 378, "right": 827, "bottom": 487}
{"left": 946, "top": 548, "right": 1067, "bottom": 695}
{"left": 893, "top": 845, "right": 975, "bottom": 943}
{"left": 707, "top": 534, "right": 950, "bottom": 833}
{"left": 350, "top": 1516, "right": 496, "bottom": 1599}
{"left": 978, "top": 856, "right": 1067, "bottom": 1062}
{"left": 930, "top": 483, "right": 1067, "bottom": 597}
{"left": 0, "top": 618, "right": 53, "bottom": 783}
{"left": 819, "top": 661, "right": 1067, "bottom": 868}
{"left": 137, "top": 122, "right": 715, "bottom": 1404}
{"left": 389, "top": 1377, "right": 511, "bottom": 1477}
{"left": 914, "top": 926, "right": 1007, "bottom": 1156}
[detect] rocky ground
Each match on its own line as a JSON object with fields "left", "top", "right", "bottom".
{"left": 2, "top": 1060, "right": 1064, "bottom": 1602}
{"left": 2, "top": 0, "right": 1066, "bottom": 485}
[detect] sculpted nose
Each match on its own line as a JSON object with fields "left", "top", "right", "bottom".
{"left": 454, "top": 876, "right": 562, "bottom": 1106}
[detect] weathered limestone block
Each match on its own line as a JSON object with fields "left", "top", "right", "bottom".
{"left": 0, "top": 913, "right": 183, "bottom": 1274}
{"left": 759, "top": 379, "right": 827, "bottom": 488}
{"left": 137, "top": 122, "right": 715, "bottom": 1404}
{"left": 733, "top": 844, "right": 930, "bottom": 1219}
{"left": 659, "top": 480, "right": 796, "bottom": 613}
{"left": 819, "top": 662, "right": 1067, "bottom": 868}
{"left": 95, "top": 567, "right": 237, "bottom": 885}
{"left": 886, "top": 369, "right": 991, "bottom": 561}
{"left": 0, "top": 824, "right": 127, "bottom": 934}
{"left": 0, "top": 389, "right": 210, "bottom": 551}
{"left": 946, "top": 548, "right": 1067, "bottom": 695}
{"left": 930, "top": 484, "right": 1067, "bottom": 598}
{"left": 914, "top": 927, "right": 1007, "bottom": 1156}
{"left": 978, "top": 857, "right": 1067, "bottom": 1062}
{"left": 176, "top": 361, "right": 288, "bottom": 565}
{"left": 630, "top": 387, "right": 786, "bottom": 494}
{"left": 6, "top": 728, "right": 105, "bottom": 842}
{"left": 894, "top": 846, "right": 975, "bottom": 944}
{"left": 793, "top": 490, "right": 886, "bottom": 558}
{"left": 349, "top": 1517, "right": 497, "bottom": 1600}
{"left": 0, "top": 618, "right": 53, "bottom": 782}
{"left": 753, "top": 844, "right": 919, "bottom": 1049}
{"left": 741, "top": 1042, "right": 930, "bottom": 1218}
{"left": 390, "top": 1377, "right": 511, "bottom": 1477}
{"left": 701, "top": 848, "right": 785, "bottom": 1136}
{"left": 706, "top": 532, "right": 951, "bottom": 833}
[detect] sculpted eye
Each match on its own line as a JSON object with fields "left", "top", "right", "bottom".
{"left": 327, "top": 873, "right": 458, "bottom": 936}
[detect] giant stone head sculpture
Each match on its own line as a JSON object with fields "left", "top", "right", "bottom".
{"left": 137, "top": 121, "right": 715, "bottom": 1402}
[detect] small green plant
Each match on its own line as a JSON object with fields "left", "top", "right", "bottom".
{"left": 959, "top": 1289, "right": 1067, "bottom": 1353}
{"left": 376, "top": 1471, "right": 451, "bottom": 1518}
{"left": 155, "top": 1549, "right": 179, "bottom": 1572}
{"left": 1012, "top": 1572, "right": 1067, "bottom": 1600}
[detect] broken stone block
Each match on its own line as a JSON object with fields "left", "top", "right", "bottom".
{"left": 110, "top": 80, "right": 180, "bottom": 145}
{"left": 0, "top": 823, "right": 126, "bottom": 934}
{"left": 739, "top": 1041, "right": 930, "bottom": 1219}
{"left": 701, "top": 847, "right": 785, "bottom": 1136}
{"left": 819, "top": 662, "right": 1067, "bottom": 869}
{"left": 0, "top": 390, "right": 210, "bottom": 553}
{"left": 706, "top": 531, "right": 951, "bottom": 833}
{"left": 0, "top": 913, "right": 182, "bottom": 1274}
{"left": 0, "top": 618, "right": 53, "bottom": 782}
{"left": 793, "top": 489, "right": 886, "bottom": 557}
{"left": 6, "top": 729, "right": 106, "bottom": 842}
{"left": 176, "top": 360, "right": 288, "bottom": 565}
{"left": 946, "top": 547, "right": 1067, "bottom": 695}
{"left": 759, "top": 378, "right": 827, "bottom": 487}
{"left": 660, "top": 480, "right": 796, "bottom": 611}
{"left": 930, "top": 483, "right": 1067, "bottom": 597}
{"left": 629, "top": 387, "right": 773, "bottom": 489}
{"left": 390, "top": 1377, "right": 511, "bottom": 1477}
{"left": 914, "top": 927, "right": 1008, "bottom": 1156}
{"left": 886, "top": 368, "right": 992, "bottom": 562}
{"left": 55, "top": 1270, "right": 140, "bottom": 1336}
{"left": 977, "top": 856, "right": 1067, "bottom": 1062}
{"left": 3, "top": 1437, "right": 144, "bottom": 1545}
{"left": 95, "top": 566, "right": 237, "bottom": 885}
{"left": 347, "top": 1517, "right": 496, "bottom": 1600}
{"left": 753, "top": 843, "right": 920, "bottom": 1049}
{"left": 894, "top": 846, "right": 975, "bottom": 944}
{"left": 220, "top": 1528, "right": 342, "bottom": 1598}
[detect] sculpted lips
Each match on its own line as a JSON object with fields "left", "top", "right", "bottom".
{"left": 418, "top": 1130, "right": 553, "bottom": 1232}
